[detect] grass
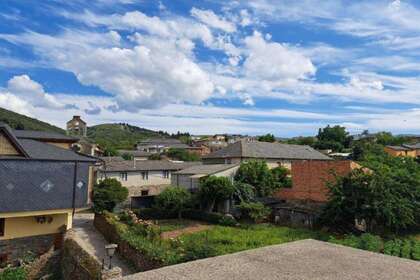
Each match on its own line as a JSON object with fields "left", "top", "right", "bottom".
{"left": 178, "top": 224, "right": 328, "bottom": 256}
{"left": 156, "top": 219, "right": 206, "bottom": 232}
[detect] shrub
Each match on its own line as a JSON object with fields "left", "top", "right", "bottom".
{"left": 0, "top": 267, "right": 27, "bottom": 280}
{"left": 237, "top": 202, "right": 271, "bottom": 222}
{"left": 328, "top": 234, "right": 361, "bottom": 249}
{"left": 198, "top": 176, "right": 235, "bottom": 212}
{"left": 133, "top": 208, "right": 177, "bottom": 220}
{"left": 93, "top": 178, "right": 128, "bottom": 213}
{"left": 271, "top": 166, "right": 292, "bottom": 189}
{"left": 154, "top": 187, "right": 191, "bottom": 219}
{"left": 359, "top": 233, "right": 383, "bottom": 252}
{"left": 401, "top": 240, "right": 412, "bottom": 259}
{"left": 412, "top": 241, "right": 420, "bottom": 260}
{"left": 183, "top": 210, "right": 236, "bottom": 226}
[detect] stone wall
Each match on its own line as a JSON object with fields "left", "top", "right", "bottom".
{"left": 61, "top": 230, "right": 121, "bottom": 280}
{"left": 94, "top": 214, "right": 162, "bottom": 272}
{"left": 275, "top": 160, "right": 354, "bottom": 203}
{"left": 0, "top": 233, "right": 56, "bottom": 266}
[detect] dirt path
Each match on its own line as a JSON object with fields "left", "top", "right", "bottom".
{"left": 161, "top": 224, "right": 212, "bottom": 239}
{"left": 72, "top": 213, "right": 134, "bottom": 276}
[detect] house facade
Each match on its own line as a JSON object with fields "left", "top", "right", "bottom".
{"left": 97, "top": 160, "right": 200, "bottom": 207}
{"left": 384, "top": 144, "right": 420, "bottom": 158}
{"left": 136, "top": 138, "right": 189, "bottom": 153}
{"left": 0, "top": 124, "right": 97, "bottom": 265}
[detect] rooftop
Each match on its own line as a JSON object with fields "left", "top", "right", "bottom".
{"left": 13, "top": 129, "right": 79, "bottom": 142}
{"left": 174, "top": 163, "right": 239, "bottom": 175}
{"left": 124, "top": 239, "right": 420, "bottom": 280}
{"left": 386, "top": 145, "right": 412, "bottom": 151}
{"left": 99, "top": 160, "right": 201, "bottom": 172}
{"left": 203, "top": 140, "right": 331, "bottom": 160}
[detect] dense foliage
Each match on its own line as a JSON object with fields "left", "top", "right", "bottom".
{"left": 321, "top": 154, "right": 420, "bottom": 234}
{"left": 314, "top": 125, "right": 351, "bottom": 152}
{"left": 0, "top": 267, "right": 27, "bottom": 280}
{"left": 234, "top": 160, "right": 279, "bottom": 197}
{"left": 237, "top": 202, "right": 271, "bottom": 222}
{"left": 329, "top": 233, "right": 420, "bottom": 261}
{"left": 198, "top": 176, "right": 235, "bottom": 212}
{"left": 257, "top": 133, "right": 276, "bottom": 142}
{"left": 93, "top": 178, "right": 128, "bottom": 213}
{"left": 271, "top": 166, "right": 292, "bottom": 189}
{"left": 154, "top": 187, "right": 192, "bottom": 218}
{"left": 166, "top": 148, "right": 200, "bottom": 161}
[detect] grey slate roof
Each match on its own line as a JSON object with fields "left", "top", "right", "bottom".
{"left": 174, "top": 164, "right": 239, "bottom": 175}
{"left": 203, "top": 140, "right": 331, "bottom": 160}
{"left": 118, "top": 150, "right": 152, "bottom": 157}
{"left": 14, "top": 129, "right": 78, "bottom": 142}
{"left": 403, "top": 143, "right": 420, "bottom": 149}
{"left": 100, "top": 160, "right": 201, "bottom": 172}
{"left": 386, "top": 145, "right": 412, "bottom": 151}
{"left": 19, "top": 139, "right": 97, "bottom": 162}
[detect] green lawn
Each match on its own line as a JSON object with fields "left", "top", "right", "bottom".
{"left": 178, "top": 224, "right": 328, "bottom": 256}
{"left": 156, "top": 219, "right": 205, "bottom": 232}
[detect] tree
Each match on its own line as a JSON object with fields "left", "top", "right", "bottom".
{"left": 121, "top": 153, "right": 134, "bottom": 160}
{"left": 154, "top": 187, "right": 191, "bottom": 219}
{"left": 234, "top": 160, "right": 278, "bottom": 197}
{"left": 198, "top": 176, "right": 235, "bottom": 212}
{"left": 315, "top": 125, "right": 350, "bottom": 152}
{"left": 257, "top": 133, "right": 276, "bottom": 142}
{"left": 93, "top": 178, "right": 128, "bottom": 213}
{"left": 271, "top": 166, "right": 292, "bottom": 189}
{"left": 320, "top": 155, "right": 420, "bottom": 234}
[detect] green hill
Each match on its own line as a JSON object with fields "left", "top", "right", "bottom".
{"left": 87, "top": 123, "right": 169, "bottom": 150}
{"left": 0, "top": 107, "right": 64, "bottom": 133}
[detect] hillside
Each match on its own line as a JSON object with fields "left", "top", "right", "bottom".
{"left": 87, "top": 123, "right": 169, "bottom": 150}
{"left": 0, "top": 107, "right": 64, "bottom": 133}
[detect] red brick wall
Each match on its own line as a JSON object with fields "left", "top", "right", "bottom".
{"left": 275, "top": 160, "right": 354, "bottom": 203}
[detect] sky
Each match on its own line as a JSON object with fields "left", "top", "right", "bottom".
{"left": 1, "top": 0, "right": 420, "bottom": 136}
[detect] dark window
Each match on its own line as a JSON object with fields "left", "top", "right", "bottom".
{"left": 0, "top": 218, "right": 4, "bottom": 237}
{"left": 141, "top": 190, "right": 149, "bottom": 196}
{"left": 142, "top": 171, "right": 149, "bottom": 180}
{"left": 120, "top": 172, "right": 128, "bottom": 181}
{"left": 163, "top": 170, "right": 170, "bottom": 178}
{"left": 0, "top": 254, "right": 7, "bottom": 266}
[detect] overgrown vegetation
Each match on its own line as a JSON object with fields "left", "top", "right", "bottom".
{"left": 165, "top": 148, "right": 200, "bottom": 161}
{"left": 237, "top": 202, "right": 271, "bottom": 222}
{"left": 93, "top": 178, "right": 128, "bottom": 213}
{"left": 0, "top": 267, "right": 27, "bottom": 280}
{"left": 154, "top": 187, "right": 191, "bottom": 218}
{"left": 198, "top": 176, "right": 235, "bottom": 212}
{"left": 257, "top": 133, "right": 275, "bottom": 142}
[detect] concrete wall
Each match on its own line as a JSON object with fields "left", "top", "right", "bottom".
{"left": 0, "top": 209, "right": 72, "bottom": 240}
{"left": 275, "top": 160, "right": 354, "bottom": 203}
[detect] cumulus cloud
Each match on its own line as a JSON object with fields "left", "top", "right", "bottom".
{"left": 191, "top": 8, "right": 236, "bottom": 33}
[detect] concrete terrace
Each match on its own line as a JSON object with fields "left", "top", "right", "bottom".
{"left": 124, "top": 239, "right": 420, "bottom": 280}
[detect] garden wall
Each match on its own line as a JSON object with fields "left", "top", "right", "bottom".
{"left": 61, "top": 230, "right": 121, "bottom": 280}
{"left": 93, "top": 214, "right": 163, "bottom": 272}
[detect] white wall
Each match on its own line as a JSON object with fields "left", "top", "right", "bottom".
{"left": 98, "top": 170, "right": 172, "bottom": 187}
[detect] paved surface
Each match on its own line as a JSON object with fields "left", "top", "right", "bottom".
{"left": 124, "top": 239, "right": 420, "bottom": 280}
{"left": 72, "top": 213, "right": 134, "bottom": 276}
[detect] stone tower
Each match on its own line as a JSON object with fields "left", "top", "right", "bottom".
{"left": 66, "top": 116, "right": 87, "bottom": 137}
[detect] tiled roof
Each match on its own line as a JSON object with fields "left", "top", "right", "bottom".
{"left": 386, "top": 145, "right": 412, "bottom": 151}
{"left": 100, "top": 160, "right": 201, "bottom": 172}
{"left": 174, "top": 164, "right": 239, "bottom": 175}
{"left": 403, "top": 143, "right": 420, "bottom": 149}
{"left": 118, "top": 150, "right": 152, "bottom": 157}
{"left": 14, "top": 129, "right": 78, "bottom": 142}
{"left": 203, "top": 141, "right": 331, "bottom": 160}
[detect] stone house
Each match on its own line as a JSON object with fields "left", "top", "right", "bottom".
{"left": 202, "top": 140, "right": 331, "bottom": 168}
{"left": 97, "top": 159, "right": 200, "bottom": 207}
{"left": 0, "top": 123, "right": 97, "bottom": 265}
{"left": 384, "top": 144, "right": 420, "bottom": 158}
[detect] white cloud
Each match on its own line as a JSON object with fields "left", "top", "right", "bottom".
{"left": 191, "top": 8, "right": 236, "bottom": 33}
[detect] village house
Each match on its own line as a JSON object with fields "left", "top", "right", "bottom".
{"left": 135, "top": 138, "right": 189, "bottom": 153}
{"left": 97, "top": 159, "right": 200, "bottom": 208}
{"left": 171, "top": 164, "right": 240, "bottom": 191}
{"left": 118, "top": 150, "right": 152, "bottom": 160}
{"left": 66, "top": 115, "right": 87, "bottom": 137}
{"left": 384, "top": 144, "right": 420, "bottom": 158}
{"left": 0, "top": 123, "right": 97, "bottom": 265}
{"left": 202, "top": 140, "right": 331, "bottom": 167}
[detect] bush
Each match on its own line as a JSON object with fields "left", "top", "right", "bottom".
{"left": 198, "top": 176, "right": 235, "bottom": 212}
{"left": 401, "top": 240, "right": 412, "bottom": 259}
{"left": 154, "top": 187, "right": 191, "bottom": 219}
{"left": 183, "top": 210, "right": 236, "bottom": 226}
{"left": 237, "top": 202, "right": 271, "bottom": 222}
{"left": 412, "top": 241, "right": 420, "bottom": 260}
{"left": 359, "top": 233, "right": 383, "bottom": 252}
{"left": 133, "top": 208, "right": 177, "bottom": 220}
{"left": 93, "top": 178, "right": 128, "bottom": 213}
{"left": 0, "top": 267, "right": 27, "bottom": 280}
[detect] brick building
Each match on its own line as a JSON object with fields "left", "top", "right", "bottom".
{"left": 275, "top": 160, "right": 359, "bottom": 203}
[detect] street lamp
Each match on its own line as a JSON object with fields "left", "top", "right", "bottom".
{"left": 105, "top": 244, "right": 118, "bottom": 269}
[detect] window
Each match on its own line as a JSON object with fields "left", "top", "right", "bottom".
{"left": 141, "top": 171, "right": 149, "bottom": 180}
{"left": 163, "top": 170, "right": 170, "bottom": 178}
{"left": 141, "top": 190, "right": 149, "bottom": 196}
{"left": 0, "top": 218, "right": 5, "bottom": 237}
{"left": 119, "top": 172, "right": 128, "bottom": 181}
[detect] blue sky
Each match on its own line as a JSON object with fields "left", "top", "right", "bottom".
{"left": 1, "top": 0, "right": 420, "bottom": 136}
